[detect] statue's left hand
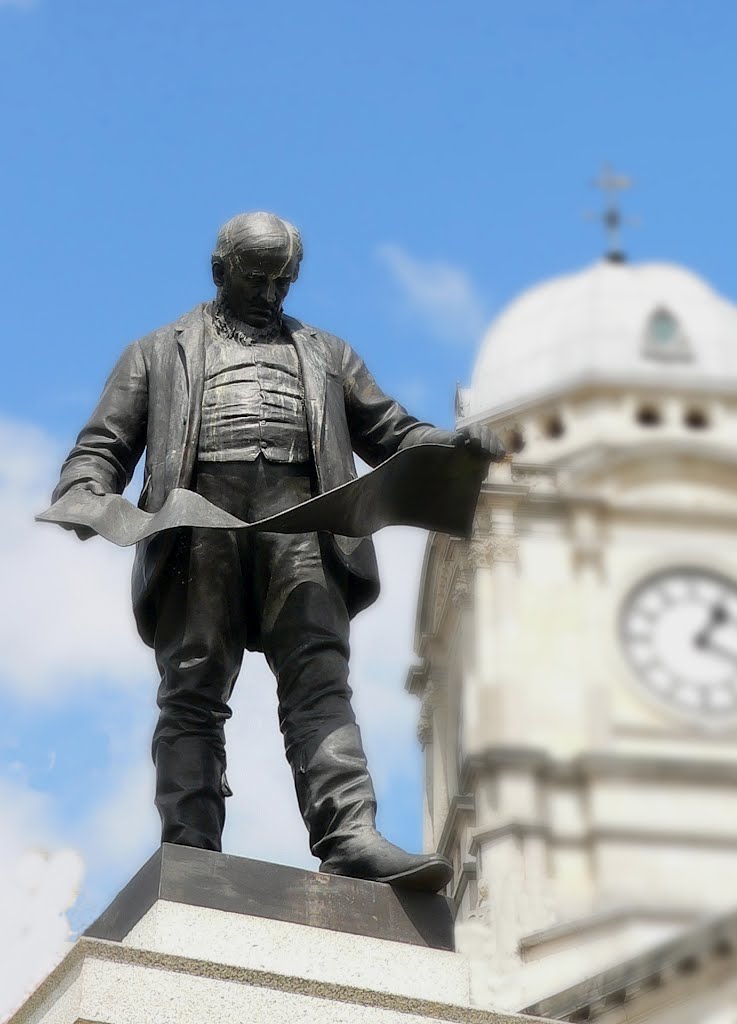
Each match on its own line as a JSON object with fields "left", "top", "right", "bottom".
{"left": 58, "top": 480, "right": 107, "bottom": 541}
{"left": 453, "top": 423, "right": 507, "bottom": 462}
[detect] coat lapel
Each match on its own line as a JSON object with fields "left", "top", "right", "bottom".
{"left": 286, "top": 318, "right": 326, "bottom": 480}
{"left": 172, "top": 305, "right": 207, "bottom": 488}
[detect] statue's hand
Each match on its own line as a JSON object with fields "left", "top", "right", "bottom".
{"left": 59, "top": 480, "right": 106, "bottom": 541}
{"left": 453, "top": 424, "right": 507, "bottom": 463}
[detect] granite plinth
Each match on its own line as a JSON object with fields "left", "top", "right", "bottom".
{"left": 8, "top": 846, "right": 548, "bottom": 1024}
{"left": 9, "top": 937, "right": 548, "bottom": 1024}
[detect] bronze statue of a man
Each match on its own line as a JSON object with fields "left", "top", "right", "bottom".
{"left": 52, "top": 212, "right": 504, "bottom": 892}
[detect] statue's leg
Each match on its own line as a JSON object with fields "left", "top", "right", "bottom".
{"left": 151, "top": 515, "right": 246, "bottom": 852}
{"left": 251, "top": 463, "right": 452, "bottom": 891}
{"left": 261, "top": 568, "right": 373, "bottom": 856}
{"left": 262, "top": 569, "right": 452, "bottom": 891}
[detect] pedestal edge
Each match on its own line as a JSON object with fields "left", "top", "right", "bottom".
{"left": 8, "top": 937, "right": 549, "bottom": 1024}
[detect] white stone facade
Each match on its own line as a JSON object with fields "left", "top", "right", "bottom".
{"left": 409, "top": 258, "right": 737, "bottom": 1019}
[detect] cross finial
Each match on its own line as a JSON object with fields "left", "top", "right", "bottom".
{"left": 592, "top": 164, "right": 633, "bottom": 263}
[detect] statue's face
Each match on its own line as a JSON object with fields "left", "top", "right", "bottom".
{"left": 214, "top": 257, "right": 295, "bottom": 327}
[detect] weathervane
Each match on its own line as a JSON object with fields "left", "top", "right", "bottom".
{"left": 590, "top": 164, "right": 635, "bottom": 263}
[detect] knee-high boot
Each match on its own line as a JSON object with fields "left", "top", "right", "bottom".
{"left": 290, "top": 722, "right": 452, "bottom": 893}
{"left": 153, "top": 733, "right": 231, "bottom": 852}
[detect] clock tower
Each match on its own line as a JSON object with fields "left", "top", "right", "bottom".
{"left": 408, "top": 256, "right": 737, "bottom": 1017}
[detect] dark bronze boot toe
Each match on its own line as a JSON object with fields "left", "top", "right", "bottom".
{"left": 320, "top": 831, "right": 453, "bottom": 893}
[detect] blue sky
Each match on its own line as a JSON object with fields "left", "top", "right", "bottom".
{"left": 2, "top": 0, "right": 737, "bottom": 1009}
{"left": 3, "top": 0, "right": 737, "bottom": 436}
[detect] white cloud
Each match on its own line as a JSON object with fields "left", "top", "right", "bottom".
{"left": 351, "top": 528, "right": 426, "bottom": 789}
{"left": 0, "top": 776, "right": 84, "bottom": 1022}
{"left": 378, "top": 243, "right": 488, "bottom": 345}
{"left": 0, "top": 419, "right": 149, "bottom": 698}
{"left": 224, "top": 667, "right": 316, "bottom": 868}
{"left": 83, "top": 746, "right": 160, "bottom": 871}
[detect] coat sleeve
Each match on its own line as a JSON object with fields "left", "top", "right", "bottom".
{"left": 340, "top": 342, "right": 456, "bottom": 468}
{"left": 52, "top": 340, "right": 149, "bottom": 502}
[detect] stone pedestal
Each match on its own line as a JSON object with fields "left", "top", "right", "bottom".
{"left": 8, "top": 845, "right": 545, "bottom": 1024}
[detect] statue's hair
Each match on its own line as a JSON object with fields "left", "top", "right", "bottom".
{"left": 212, "top": 211, "right": 303, "bottom": 279}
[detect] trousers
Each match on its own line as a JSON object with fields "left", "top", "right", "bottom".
{"left": 150, "top": 457, "right": 359, "bottom": 851}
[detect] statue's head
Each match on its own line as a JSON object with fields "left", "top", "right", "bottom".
{"left": 211, "top": 211, "right": 303, "bottom": 327}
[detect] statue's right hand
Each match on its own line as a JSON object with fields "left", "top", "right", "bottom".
{"left": 59, "top": 481, "right": 106, "bottom": 541}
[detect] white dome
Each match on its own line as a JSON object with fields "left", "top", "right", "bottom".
{"left": 469, "top": 260, "right": 737, "bottom": 417}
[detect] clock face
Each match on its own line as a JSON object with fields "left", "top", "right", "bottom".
{"left": 620, "top": 568, "right": 737, "bottom": 721}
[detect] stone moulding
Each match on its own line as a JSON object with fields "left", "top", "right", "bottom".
{"left": 8, "top": 936, "right": 549, "bottom": 1024}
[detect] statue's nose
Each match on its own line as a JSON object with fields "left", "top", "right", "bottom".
{"left": 266, "top": 278, "right": 277, "bottom": 302}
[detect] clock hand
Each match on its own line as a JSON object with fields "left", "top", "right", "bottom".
{"left": 694, "top": 603, "right": 730, "bottom": 648}
{"left": 694, "top": 635, "right": 737, "bottom": 667}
